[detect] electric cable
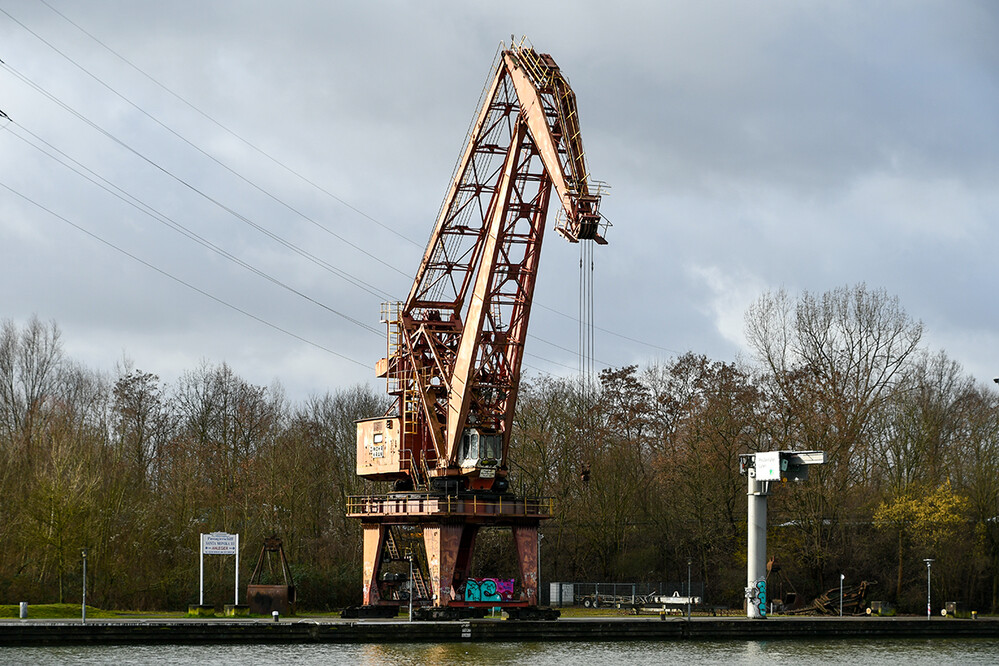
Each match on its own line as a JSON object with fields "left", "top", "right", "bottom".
{"left": 24, "top": 5, "right": 677, "bottom": 361}
{"left": 1, "top": 8, "right": 680, "bottom": 374}
{"left": 0, "top": 178, "right": 370, "bottom": 368}
{"left": 1, "top": 121, "right": 384, "bottom": 335}
{"left": 0, "top": 5, "right": 412, "bottom": 276}
{"left": 2, "top": 109, "right": 588, "bottom": 371}
{"left": 37, "top": 0, "right": 424, "bottom": 249}
{"left": 0, "top": 59, "right": 398, "bottom": 306}
{"left": 538, "top": 299, "right": 683, "bottom": 356}
{"left": 2, "top": 100, "right": 594, "bottom": 372}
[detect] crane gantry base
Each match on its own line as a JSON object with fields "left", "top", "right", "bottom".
{"left": 347, "top": 493, "right": 552, "bottom": 610}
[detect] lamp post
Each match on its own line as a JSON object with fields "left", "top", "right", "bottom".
{"left": 839, "top": 574, "right": 845, "bottom": 617}
{"left": 687, "top": 558, "right": 693, "bottom": 619}
{"left": 407, "top": 551, "right": 414, "bottom": 622}
{"left": 923, "top": 559, "right": 934, "bottom": 619}
{"left": 81, "top": 548, "right": 88, "bottom": 624}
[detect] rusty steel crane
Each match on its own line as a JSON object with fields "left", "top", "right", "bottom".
{"left": 346, "top": 42, "right": 607, "bottom": 621}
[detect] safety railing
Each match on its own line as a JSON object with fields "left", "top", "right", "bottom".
{"left": 516, "top": 46, "right": 553, "bottom": 89}
{"left": 513, "top": 46, "right": 587, "bottom": 186}
{"left": 396, "top": 446, "right": 437, "bottom": 489}
{"left": 347, "top": 494, "right": 555, "bottom": 518}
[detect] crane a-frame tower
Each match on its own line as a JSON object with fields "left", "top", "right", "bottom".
{"left": 347, "top": 43, "right": 607, "bottom": 620}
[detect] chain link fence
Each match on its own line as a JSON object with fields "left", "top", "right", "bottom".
{"left": 545, "top": 581, "right": 705, "bottom": 607}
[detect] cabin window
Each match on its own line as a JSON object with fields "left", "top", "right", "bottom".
{"left": 460, "top": 430, "right": 480, "bottom": 465}
{"left": 481, "top": 434, "right": 501, "bottom": 461}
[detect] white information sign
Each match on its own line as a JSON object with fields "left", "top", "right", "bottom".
{"left": 199, "top": 532, "right": 240, "bottom": 606}
{"left": 203, "top": 532, "right": 238, "bottom": 555}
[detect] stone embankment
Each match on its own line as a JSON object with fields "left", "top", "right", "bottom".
{"left": 2, "top": 616, "right": 998, "bottom": 646}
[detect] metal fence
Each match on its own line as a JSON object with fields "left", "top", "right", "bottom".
{"left": 545, "top": 581, "right": 706, "bottom": 607}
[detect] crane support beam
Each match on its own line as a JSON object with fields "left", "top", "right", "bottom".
{"left": 446, "top": 121, "right": 526, "bottom": 460}
{"left": 405, "top": 61, "right": 508, "bottom": 311}
{"left": 504, "top": 52, "right": 603, "bottom": 244}
{"left": 360, "top": 43, "right": 608, "bottom": 489}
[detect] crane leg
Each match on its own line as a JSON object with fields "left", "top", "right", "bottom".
{"left": 512, "top": 525, "right": 540, "bottom": 606}
{"left": 424, "top": 523, "right": 478, "bottom": 607}
{"left": 361, "top": 524, "right": 387, "bottom": 606}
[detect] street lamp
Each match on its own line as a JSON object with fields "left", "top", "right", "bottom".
{"left": 687, "top": 558, "right": 692, "bottom": 619}
{"left": 407, "top": 551, "right": 414, "bottom": 622}
{"left": 923, "top": 559, "right": 934, "bottom": 619}
{"left": 81, "top": 548, "right": 88, "bottom": 624}
{"left": 839, "top": 574, "right": 845, "bottom": 617}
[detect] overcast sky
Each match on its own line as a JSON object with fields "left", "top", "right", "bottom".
{"left": 1, "top": 1, "right": 997, "bottom": 402}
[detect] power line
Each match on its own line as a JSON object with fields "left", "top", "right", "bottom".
{"left": 36, "top": 0, "right": 425, "bottom": 249}
{"left": 523, "top": 351, "right": 579, "bottom": 374}
{"left": 2, "top": 82, "right": 601, "bottom": 373}
{"left": 0, "top": 59, "right": 397, "bottom": 306}
{"left": 1, "top": 110, "right": 595, "bottom": 372}
{"left": 1, "top": 121, "right": 384, "bottom": 336}
{"left": 0, "top": 178, "right": 370, "bottom": 368}
{"left": 24, "top": 2, "right": 681, "bottom": 363}
{"left": 2, "top": 7, "right": 683, "bottom": 372}
{"left": 530, "top": 330, "right": 613, "bottom": 369}
{"left": 535, "top": 301, "right": 684, "bottom": 356}
{"left": 0, "top": 5, "right": 413, "bottom": 276}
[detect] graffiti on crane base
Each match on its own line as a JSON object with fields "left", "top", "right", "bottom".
{"left": 745, "top": 578, "right": 767, "bottom": 617}
{"left": 464, "top": 578, "right": 515, "bottom": 602}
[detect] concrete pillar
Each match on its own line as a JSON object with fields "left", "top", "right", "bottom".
{"left": 746, "top": 476, "right": 767, "bottom": 618}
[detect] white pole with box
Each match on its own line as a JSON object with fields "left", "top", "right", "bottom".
{"left": 739, "top": 451, "right": 826, "bottom": 619}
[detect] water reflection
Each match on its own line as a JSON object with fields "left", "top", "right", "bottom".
{"left": 3, "top": 638, "right": 999, "bottom": 665}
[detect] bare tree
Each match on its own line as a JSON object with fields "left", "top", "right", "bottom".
{"left": 745, "top": 284, "right": 924, "bottom": 591}
{"left": 0, "top": 316, "right": 63, "bottom": 454}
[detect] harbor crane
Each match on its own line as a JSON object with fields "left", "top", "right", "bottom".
{"left": 346, "top": 42, "right": 608, "bottom": 620}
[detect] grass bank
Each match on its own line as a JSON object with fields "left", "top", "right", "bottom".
{"left": 0, "top": 604, "right": 186, "bottom": 619}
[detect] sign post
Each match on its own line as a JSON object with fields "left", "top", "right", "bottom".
{"left": 199, "top": 532, "right": 239, "bottom": 607}
{"left": 81, "top": 548, "right": 88, "bottom": 624}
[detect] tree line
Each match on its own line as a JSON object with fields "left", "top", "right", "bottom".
{"left": 2, "top": 283, "right": 998, "bottom": 612}
{"left": 0, "top": 317, "right": 384, "bottom": 610}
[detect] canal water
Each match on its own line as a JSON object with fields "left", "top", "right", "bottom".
{"left": 3, "top": 638, "right": 999, "bottom": 664}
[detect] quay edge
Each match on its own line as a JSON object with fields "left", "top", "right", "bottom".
{"left": 1, "top": 617, "right": 998, "bottom": 647}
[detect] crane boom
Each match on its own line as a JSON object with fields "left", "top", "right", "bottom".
{"left": 357, "top": 43, "right": 607, "bottom": 492}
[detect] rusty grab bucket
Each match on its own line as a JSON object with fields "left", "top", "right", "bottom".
{"left": 246, "top": 536, "right": 296, "bottom": 615}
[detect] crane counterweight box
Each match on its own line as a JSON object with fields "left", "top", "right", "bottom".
{"left": 356, "top": 417, "right": 403, "bottom": 479}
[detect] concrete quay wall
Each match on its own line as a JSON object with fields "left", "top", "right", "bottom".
{"left": 1, "top": 617, "right": 997, "bottom": 646}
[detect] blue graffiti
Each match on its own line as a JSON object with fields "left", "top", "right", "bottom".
{"left": 464, "top": 578, "right": 514, "bottom": 602}
{"left": 756, "top": 580, "right": 767, "bottom": 617}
